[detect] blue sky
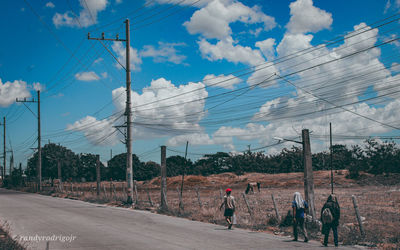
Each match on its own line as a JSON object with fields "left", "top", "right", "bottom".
{"left": 1, "top": 0, "right": 400, "bottom": 169}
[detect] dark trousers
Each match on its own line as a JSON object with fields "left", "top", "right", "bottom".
{"left": 293, "top": 217, "right": 308, "bottom": 240}
{"left": 323, "top": 223, "right": 338, "bottom": 246}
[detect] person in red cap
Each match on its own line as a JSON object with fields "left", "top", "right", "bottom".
{"left": 219, "top": 188, "right": 236, "bottom": 229}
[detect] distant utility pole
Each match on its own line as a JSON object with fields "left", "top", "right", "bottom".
{"left": 0, "top": 117, "right": 5, "bottom": 179}
{"left": 330, "top": 122, "right": 334, "bottom": 194}
{"left": 16, "top": 90, "right": 41, "bottom": 191}
{"left": 88, "top": 19, "right": 133, "bottom": 204}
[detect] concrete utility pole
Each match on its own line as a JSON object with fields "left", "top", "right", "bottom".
{"left": 179, "top": 141, "right": 189, "bottom": 211}
{"left": 88, "top": 19, "right": 134, "bottom": 205}
{"left": 16, "top": 91, "right": 41, "bottom": 191}
{"left": 330, "top": 122, "right": 334, "bottom": 194}
{"left": 0, "top": 117, "right": 5, "bottom": 179}
{"left": 302, "top": 129, "right": 316, "bottom": 219}
{"left": 160, "top": 146, "right": 168, "bottom": 210}
{"left": 96, "top": 155, "right": 100, "bottom": 196}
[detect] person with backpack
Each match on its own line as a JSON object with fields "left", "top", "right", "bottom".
{"left": 292, "top": 192, "right": 309, "bottom": 242}
{"left": 219, "top": 188, "right": 235, "bottom": 229}
{"left": 321, "top": 194, "right": 340, "bottom": 247}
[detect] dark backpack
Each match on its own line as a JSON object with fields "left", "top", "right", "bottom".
{"left": 322, "top": 207, "right": 333, "bottom": 223}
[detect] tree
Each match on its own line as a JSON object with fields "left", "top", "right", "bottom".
{"left": 27, "top": 143, "right": 79, "bottom": 181}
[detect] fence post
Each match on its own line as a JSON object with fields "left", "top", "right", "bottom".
{"left": 103, "top": 184, "right": 107, "bottom": 197}
{"left": 146, "top": 187, "right": 154, "bottom": 207}
{"left": 271, "top": 194, "right": 281, "bottom": 222}
{"left": 352, "top": 195, "right": 365, "bottom": 237}
{"left": 112, "top": 183, "right": 117, "bottom": 199}
{"left": 177, "top": 186, "right": 184, "bottom": 212}
{"left": 195, "top": 187, "right": 202, "bottom": 208}
{"left": 134, "top": 180, "right": 139, "bottom": 205}
{"left": 219, "top": 187, "right": 223, "bottom": 200}
{"left": 242, "top": 193, "right": 253, "bottom": 217}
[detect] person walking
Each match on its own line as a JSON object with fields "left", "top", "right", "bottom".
{"left": 321, "top": 194, "right": 340, "bottom": 247}
{"left": 292, "top": 192, "right": 309, "bottom": 242}
{"left": 220, "top": 188, "right": 235, "bottom": 229}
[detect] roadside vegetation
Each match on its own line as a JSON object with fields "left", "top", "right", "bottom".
{"left": 0, "top": 222, "right": 25, "bottom": 250}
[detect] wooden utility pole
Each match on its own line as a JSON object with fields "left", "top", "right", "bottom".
{"left": 330, "top": 122, "right": 334, "bottom": 194}
{"left": 96, "top": 155, "right": 100, "bottom": 196}
{"left": 16, "top": 91, "right": 41, "bottom": 191}
{"left": 160, "top": 145, "right": 168, "bottom": 210}
{"left": 302, "top": 129, "right": 316, "bottom": 219}
{"left": 88, "top": 19, "right": 133, "bottom": 205}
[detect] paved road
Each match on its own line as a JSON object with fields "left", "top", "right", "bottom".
{"left": 0, "top": 188, "right": 358, "bottom": 250}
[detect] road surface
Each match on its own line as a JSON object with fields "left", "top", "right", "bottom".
{"left": 0, "top": 188, "right": 358, "bottom": 249}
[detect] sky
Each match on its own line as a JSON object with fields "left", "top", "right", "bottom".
{"left": 1, "top": 0, "right": 400, "bottom": 169}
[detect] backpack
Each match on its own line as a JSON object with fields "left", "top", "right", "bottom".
{"left": 322, "top": 207, "right": 333, "bottom": 224}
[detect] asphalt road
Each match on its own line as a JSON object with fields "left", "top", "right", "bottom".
{"left": 0, "top": 188, "right": 359, "bottom": 250}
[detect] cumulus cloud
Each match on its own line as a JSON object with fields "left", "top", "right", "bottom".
{"left": 66, "top": 116, "right": 119, "bottom": 145}
{"left": 203, "top": 74, "right": 241, "bottom": 89}
{"left": 255, "top": 38, "right": 276, "bottom": 61}
{"left": 53, "top": 0, "right": 108, "bottom": 28}
{"left": 141, "top": 42, "right": 187, "bottom": 65}
{"left": 69, "top": 78, "right": 208, "bottom": 145}
{"left": 286, "top": 0, "right": 332, "bottom": 34}
{"left": 111, "top": 42, "right": 142, "bottom": 71}
{"left": 198, "top": 36, "right": 265, "bottom": 66}
{"left": 0, "top": 79, "right": 31, "bottom": 107}
{"left": 184, "top": 0, "right": 276, "bottom": 40}
{"left": 75, "top": 71, "right": 100, "bottom": 81}
{"left": 45, "top": 2, "right": 55, "bottom": 8}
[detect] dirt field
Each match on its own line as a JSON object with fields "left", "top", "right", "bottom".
{"left": 30, "top": 170, "right": 400, "bottom": 249}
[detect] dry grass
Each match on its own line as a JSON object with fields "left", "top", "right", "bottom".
{"left": 29, "top": 170, "right": 400, "bottom": 248}
{"left": 0, "top": 222, "right": 26, "bottom": 250}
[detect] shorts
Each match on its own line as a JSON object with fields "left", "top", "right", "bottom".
{"left": 224, "top": 208, "right": 234, "bottom": 217}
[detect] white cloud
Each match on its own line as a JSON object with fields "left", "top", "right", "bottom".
{"left": 111, "top": 42, "right": 142, "bottom": 71}
{"left": 45, "top": 2, "right": 55, "bottom": 8}
{"left": 101, "top": 72, "right": 108, "bottom": 78}
{"left": 184, "top": 0, "right": 276, "bottom": 40}
{"left": 202, "top": 74, "right": 241, "bottom": 89}
{"left": 67, "top": 116, "right": 119, "bottom": 145}
{"left": 70, "top": 78, "right": 209, "bottom": 144}
{"left": 286, "top": 0, "right": 332, "bottom": 34}
{"left": 140, "top": 42, "right": 187, "bottom": 65}
{"left": 198, "top": 36, "right": 265, "bottom": 66}
{"left": 75, "top": 71, "right": 100, "bottom": 81}
{"left": 53, "top": 0, "right": 108, "bottom": 28}
{"left": 255, "top": 38, "right": 276, "bottom": 61}
{"left": 0, "top": 79, "right": 31, "bottom": 107}
{"left": 94, "top": 58, "right": 104, "bottom": 64}
{"left": 33, "top": 82, "right": 45, "bottom": 92}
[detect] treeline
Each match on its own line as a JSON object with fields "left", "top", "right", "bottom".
{"left": 20, "top": 140, "right": 400, "bottom": 183}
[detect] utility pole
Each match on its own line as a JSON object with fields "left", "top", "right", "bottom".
{"left": 179, "top": 141, "right": 189, "bottom": 210}
{"left": 160, "top": 145, "right": 168, "bottom": 211}
{"left": 0, "top": 117, "right": 5, "bottom": 179}
{"left": 88, "top": 19, "right": 134, "bottom": 205}
{"left": 330, "top": 122, "right": 334, "bottom": 194}
{"left": 16, "top": 91, "right": 41, "bottom": 191}
{"left": 302, "top": 129, "right": 316, "bottom": 219}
